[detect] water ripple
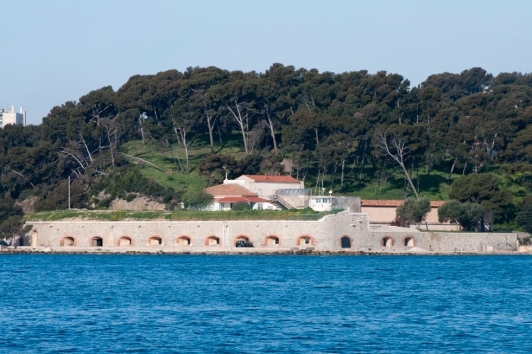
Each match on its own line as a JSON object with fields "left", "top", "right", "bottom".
{"left": 1, "top": 255, "right": 532, "bottom": 353}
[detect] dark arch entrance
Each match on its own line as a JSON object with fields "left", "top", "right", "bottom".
{"left": 341, "top": 236, "right": 351, "bottom": 248}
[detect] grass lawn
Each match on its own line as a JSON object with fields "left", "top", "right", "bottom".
{"left": 119, "top": 134, "right": 529, "bottom": 205}
{"left": 25, "top": 209, "right": 325, "bottom": 222}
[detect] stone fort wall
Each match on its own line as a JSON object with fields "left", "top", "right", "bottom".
{"left": 24, "top": 212, "right": 517, "bottom": 253}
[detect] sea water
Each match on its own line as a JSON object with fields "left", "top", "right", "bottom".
{"left": 1, "top": 254, "right": 532, "bottom": 353}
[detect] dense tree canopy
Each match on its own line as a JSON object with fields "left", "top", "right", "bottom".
{"left": 1, "top": 64, "right": 532, "bottom": 237}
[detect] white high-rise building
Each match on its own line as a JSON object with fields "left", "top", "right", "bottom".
{"left": 0, "top": 106, "right": 26, "bottom": 128}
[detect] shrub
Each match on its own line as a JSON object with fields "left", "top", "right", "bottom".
{"left": 125, "top": 194, "right": 137, "bottom": 202}
{"left": 181, "top": 189, "right": 213, "bottom": 209}
{"left": 396, "top": 197, "right": 431, "bottom": 227}
{"left": 232, "top": 202, "right": 250, "bottom": 211}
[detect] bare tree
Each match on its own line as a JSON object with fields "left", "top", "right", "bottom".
{"left": 374, "top": 129, "right": 419, "bottom": 200}
{"left": 226, "top": 99, "right": 254, "bottom": 154}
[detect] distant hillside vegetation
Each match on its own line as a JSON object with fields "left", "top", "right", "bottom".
{"left": 1, "top": 64, "right": 532, "bottom": 237}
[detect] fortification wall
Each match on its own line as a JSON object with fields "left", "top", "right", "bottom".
{"left": 23, "top": 212, "right": 517, "bottom": 253}
{"left": 365, "top": 230, "right": 518, "bottom": 252}
{"left": 25, "top": 212, "right": 370, "bottom": 251}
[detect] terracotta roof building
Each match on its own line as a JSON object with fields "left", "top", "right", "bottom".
{"left": 204, "top": 184, "right": 257, "bottom": 198}
{"left": 223, "top": 174, "right": 304, "bottom": 199}
{"left": 203, "top": 182, "right": 281, "bottom": 211}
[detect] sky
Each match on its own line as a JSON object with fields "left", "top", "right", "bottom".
{"left": 2, "top": 0, "right": 532, "bottom": 125}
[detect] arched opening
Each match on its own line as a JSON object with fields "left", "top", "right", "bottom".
{"left": 31, "top": 230, "right": 38, "bottom": 247}
{"left": 118, "top": 236, "right": 132, "bottom": 246}
{"left": 91, "top": 237, "right": 103, "bottom": 247}
{"left": 382, "top": 237, "right": 394, "bottom": 248}
{"left": 265, "top": 235, "right": 280, "bottom": 246}
{"left": 297, "top": 235, "right": 314, "bottom": 246}
{"left": 234, "top": 235, "right": 250, "bottom": 246}
{"left": 148, "top": 236, "right": 163, "bottom": 246}
{"left": 341, "top": 236, "right": 351, "bottom": 248}
{"left": 205, "top": 236, "right": 220, "bottom": 246}
{"left": 60, "top": 236, "right": 75, "bottom": 247}
{"left": 404, "top": 237, "right": 415, "bottom": 247}
{"left": 176, "top": 236, "right": 191, "bottom": 246}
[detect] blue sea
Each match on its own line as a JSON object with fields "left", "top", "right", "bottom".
{"left": 1, "top": 254, "right": 532, "bottom": 353}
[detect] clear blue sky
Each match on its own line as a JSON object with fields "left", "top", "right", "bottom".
{"left": 2, "top": 0, "right": 532, "bottom": 125}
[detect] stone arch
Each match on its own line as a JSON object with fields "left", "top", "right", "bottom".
{"left": 60, "top": 236, "right": 76, "bottom": 247}
{"left": 340, "top": 235, "right": 352, "bottom": 248}
{"left": 176, "top": 235, "right": 191, "bottom": 246}
{"left": 90, "top": 236, "right": 103, "bottom": 247}
{"left": 381, "top": 236, "right": 394, "bottom": 248}
{"left": 148, "top": 235, "right": 163, "bottom": 246}
{"left": 404, "top": 236, "right": 415, "bottom": 247}
{"left": 31, "top": 230, "right": 38, "bottom": 247}
{"left": 297, "top": 234, "right": 315, "bottom": 246}
{"left": 234, "top": 234, "right": 251, "bottom": 246}
{"left": 205, "top": 235, "right": 220, "bottom": 246}
{"left": 118, "top": 236, "right": 133, "bottom": 246}
{"left": 265, "top": 234, "right": 280, "bottom": 246}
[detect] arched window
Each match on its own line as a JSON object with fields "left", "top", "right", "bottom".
{"left": 404, "top": 237, "right": 415, "bottom": 247}
{"left": 61, "top": 236, "right": 75, "bottom": 247}
{"left": 297, "top": 235, "right": 314, "bottom": 246}
{"left": 176, "top": 236, "right": 191, "bottom": 246}
{"left": 90, "top": 236, "right": 103, "bottom": 247}
{"left": 118, "top": 236, "right": 132, "bottom": 246}
{"left": 205, "top": 236, "right": 220, "bottom": 246}
{"left": 382, "top": 237, "right": 394, "bottom": 248}
{"left": 265, "top": 235, "right": 280, "bottom": 246}
{"left": 341, "top": 236, "right": 351, "bottom": 248}
{"left": 148, "top": 236, "right": 163, "bottom": 246}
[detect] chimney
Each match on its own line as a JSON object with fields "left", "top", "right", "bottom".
{"left": 20, "top": 107, "right": 23, "bottom": 114}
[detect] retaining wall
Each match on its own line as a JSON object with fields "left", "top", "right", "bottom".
{"left": 23, "top": 212, "right": 518, "bottom": 253}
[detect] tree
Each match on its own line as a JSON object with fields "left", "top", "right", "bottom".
{"left": 181, "top": 189, "right": 213, "bottom": 209}
{"left": 438, "top": 200, "right": 485, "bottom": 230}
{"left": 449, "top": 174, "right": 514, "bottom": 222}
{"left": 198, "top": 154, "right": 237, "bottom": 186}
{"left": 396, "top": 197, "right": 431, "bottom": 227}
{"left": 516, "top": 204, "right": 532, "bottom": 234}
{"left": 167, "top": 98, "right": 199, "bottom": 173}
{"left": 373, "top": 127, "right": 422, "bottom": 199}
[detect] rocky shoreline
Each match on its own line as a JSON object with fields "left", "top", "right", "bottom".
{"left": 0, "top": 247, "right": 526, "bottom": 256}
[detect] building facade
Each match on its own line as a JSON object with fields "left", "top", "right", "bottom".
{"left": 0, "top": 106, "right": 26, "bottom": 128}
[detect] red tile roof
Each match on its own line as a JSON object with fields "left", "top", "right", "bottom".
{"left": 204, "top": 184, "right": 257, "bottom": 197}
{"left": 239, "top": 175, "right": 301, "bottom": 183}
{"left": 361, "top": 200, "right": 446, "bottom": 207}
{"left": 217, "top": 197, "right": 271, "bottom": 203}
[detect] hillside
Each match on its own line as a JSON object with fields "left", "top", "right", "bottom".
{"left": 1, "top": 64, "right": 532, "bottom": 238}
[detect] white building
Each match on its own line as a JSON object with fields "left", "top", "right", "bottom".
{"left": 0, "top": 106, "right": 26, "bottom": 128}
{"left": 223, "top": 174, "right": 304, "bottom": 199}
{"left": 204, "top": 183, "right": 281, "bottom": 211}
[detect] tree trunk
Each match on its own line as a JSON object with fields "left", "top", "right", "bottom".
{"left": 138, "top": 116, "right": 146, "bottom": 146}
{"left": 340, "top": 160, "right": 345, "bottom": 190}
{"left": 106, "top": 129, "right": 115, "bottom": 171}
{"left": 265, "top": 109, "right": 278, "bottom": 152}
{"left": 448, "top": 157, "right": 457, "bottom": 184}
{"left": 206, "top": 114, "right": 215, "bottom": 154}
{"left": 226, "top": 103, "right": 249, "bottom": 154}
